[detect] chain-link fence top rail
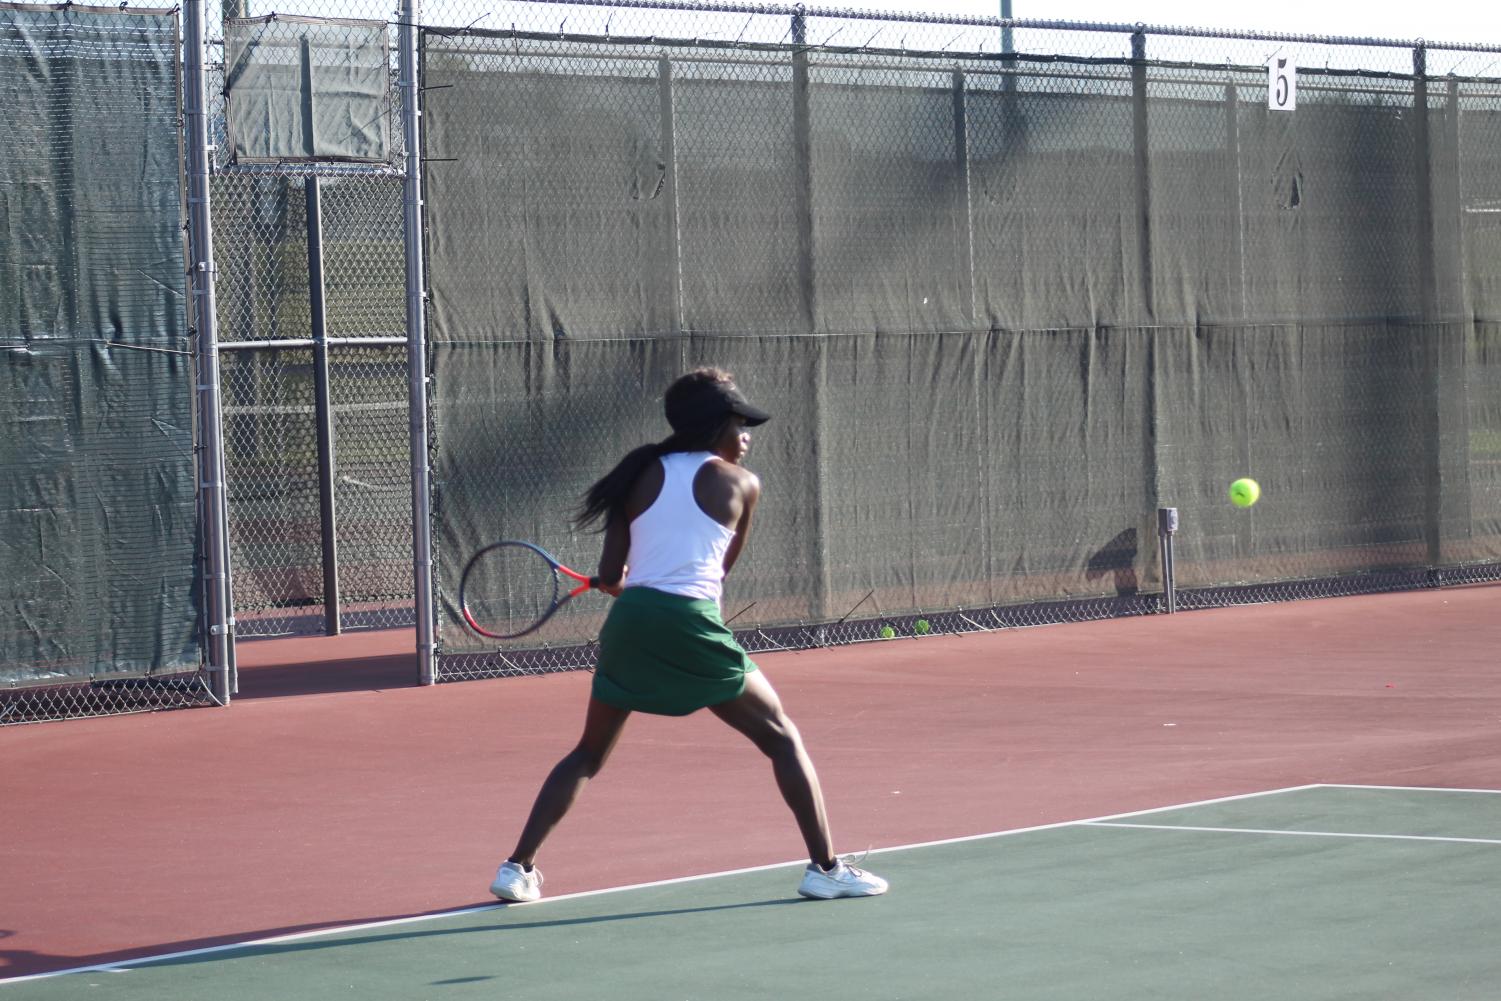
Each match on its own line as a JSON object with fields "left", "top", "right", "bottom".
{"left": 419, "top": 0, "right": 1501, "bottom": 673}
{"left": 420, "top": 0, "right": 1501, "bottom": 68}
{"left": 1, "top": 4, "right": 208, "bottom": 718}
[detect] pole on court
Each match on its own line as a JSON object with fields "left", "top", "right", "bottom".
{"left": 305, "top": 177, "right": 342, "bottom": 636}
{"left": 400, "top": 0, "right": 438, "bottom": 684}
{"left": 1157, "top": 507, "right": 1179, "bottom": 614}
{"left": 183, "top": 0, "right": 236, "bottom": 703}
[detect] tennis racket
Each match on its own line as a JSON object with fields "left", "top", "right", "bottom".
{"left": 458, "top": 540, "right": 599, "bottom": 640}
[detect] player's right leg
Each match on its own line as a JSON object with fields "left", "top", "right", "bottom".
{"left": 491, "top": 697, "right": 632, "bottom": 901}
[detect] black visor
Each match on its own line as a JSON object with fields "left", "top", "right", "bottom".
{"left": 665, "top": 381, "right": 771, "bottom": 434}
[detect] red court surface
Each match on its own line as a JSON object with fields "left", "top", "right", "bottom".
{"left": 2, "top": 584, "right": 1498, "bottom": 981}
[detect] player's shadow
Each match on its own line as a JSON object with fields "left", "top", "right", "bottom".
{"left": 0, "top": 928, "right": 74, "bottom": 982}
{"left": 1084, "top": 528, "right": 1139, "bottom": 596}
{"left": 134, "top": 898, "right": 805, "bottom": 972}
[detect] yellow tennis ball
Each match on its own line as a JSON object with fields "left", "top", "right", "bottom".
{"left": 878, "top": 625, "right": 896, "bottom": 639}
{"left": 1229, "top": 477, "right": 1261, "bottom": 508}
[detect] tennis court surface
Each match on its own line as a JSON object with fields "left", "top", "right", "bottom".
{"left": 2, "top": 584, "right": 1499, "bottom": 997}
{"left": 7, "top": 785, "right": 1500, "bottom": 1000}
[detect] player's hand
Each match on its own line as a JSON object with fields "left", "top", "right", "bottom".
{"left": 598, "top": 568, "right": 626, "bottom": 597}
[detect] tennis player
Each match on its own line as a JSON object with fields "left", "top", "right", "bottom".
{"left": 490, "top": 367, "right": 887, "bottom": 903}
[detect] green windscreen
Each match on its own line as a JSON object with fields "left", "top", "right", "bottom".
{"left": 420, "top": 29, "right": 1501, "bottom": 658}
{"left": 0, "top": 5, "right": 200, "bottom": 687}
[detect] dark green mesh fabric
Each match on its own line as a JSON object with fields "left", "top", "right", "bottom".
{"left": 1, "top": 6, "right": 199, "bottom": 685}
{"left": 420, "top": 29, "right": 1501, "bottom": 654}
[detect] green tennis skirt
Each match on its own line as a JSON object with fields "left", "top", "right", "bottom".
{"left": 592, "top": 586, "right": 758, "bottom": 716}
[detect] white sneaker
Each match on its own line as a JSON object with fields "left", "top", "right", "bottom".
{"left": 489, "top": 860, "right": 543, "bottom": 902}
{"left": 797, "top": 856, "right": 888, "bottom": 899}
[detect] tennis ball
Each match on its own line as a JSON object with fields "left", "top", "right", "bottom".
{"left": 1229, "top": 477, "right": 1261, "bottom": 508}
{"left": 878, "top": 625, "right": 896, "bottom": 639}
{"left": 914, "top": 619, "right": 931, "bottom": 635}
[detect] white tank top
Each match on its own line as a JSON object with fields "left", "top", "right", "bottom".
{"left": 625, "top": 451, "right": 736, "bottom": 602}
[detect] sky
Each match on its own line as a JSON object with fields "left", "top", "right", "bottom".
{"left": 825, "top": 1, "right": 1501, "bottom": 47}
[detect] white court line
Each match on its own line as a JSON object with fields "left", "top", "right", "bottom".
{"left": 1315, "top": 783, "right": 1501, "bottom": 795}
{"left": 1083, "top": 821, "right": 1501, "bottom": 846}
{"left": 0, "top": 783, "right": 1320, "bottom": 986}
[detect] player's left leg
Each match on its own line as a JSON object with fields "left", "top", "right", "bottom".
{"left": 710, "top": 671, "right": 886, "bottom": 898}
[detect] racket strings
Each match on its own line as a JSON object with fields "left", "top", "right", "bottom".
{"left": 464, "top": 544, "right": 561, "bottom": 638}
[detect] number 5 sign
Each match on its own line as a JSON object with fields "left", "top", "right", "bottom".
{"left": 1269, "top": 57, "right": 1296, "bottom": 111}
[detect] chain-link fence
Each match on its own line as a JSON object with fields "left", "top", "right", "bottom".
{"left": 2, "top": 0, "right": 419, "bottom": 722}
{"left": 1, "top": 3, "right": 216, "bottom": 723}
{"left": 6, "top": 0, "right": 1501, "bottom": 720}
{"left": 419, "top": 1, "right": 1501, "bottom": 682}
{"left": 207, "top": 6, "right": 416, "bottom": 637}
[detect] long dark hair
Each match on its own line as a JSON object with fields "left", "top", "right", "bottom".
{"left": 576, "top": 368, "right": 735, "bottom": 530}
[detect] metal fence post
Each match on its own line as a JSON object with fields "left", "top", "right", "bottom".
{"left": 183, "top": 0, "right": 234, "bottom": 704}
{"left": 305, "top": 177, "right": 341, "bottom": 635}
{"left": 1225, "top": 79, "right": 1247, "bottom": 320}
{"left": 953, "top": 68, "right": 977, "bottom": 327}
{"left": 1414, "top": 45, "right": 1435, "bottom": 317}
{"left": 659, "top": 55, "right": 684, "bottom": 335}
{"left": 1444, "top": 75, "right": 1463, "bottom": 317}
{"left": 400, "top": 0, "right": 438, "bottom": 684}
{"left": 1131, "top": 24, "right": 1153, "bottom": 324}
{"left": 791, "top": 7, "right": 815, "bottom": 335}
{"left": 790, "top": 6, "right": 831, "bottom": 629}
{"left": 1157, "top": 507, "right": 1178, "bottom": 613}
{"left": 1412, "top": 43, "right": 1446, "bottom": 569}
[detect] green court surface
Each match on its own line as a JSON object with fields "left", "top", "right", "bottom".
{"left": 8, "top": 785, "right": 1499, "bottom": 1001}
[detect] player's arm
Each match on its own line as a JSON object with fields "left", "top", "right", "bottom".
{"left": 721, "top": 469, "right": 760, "bottom": 577}
{"left": 596, "top": 515, "right": 629, "bottom": 596}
